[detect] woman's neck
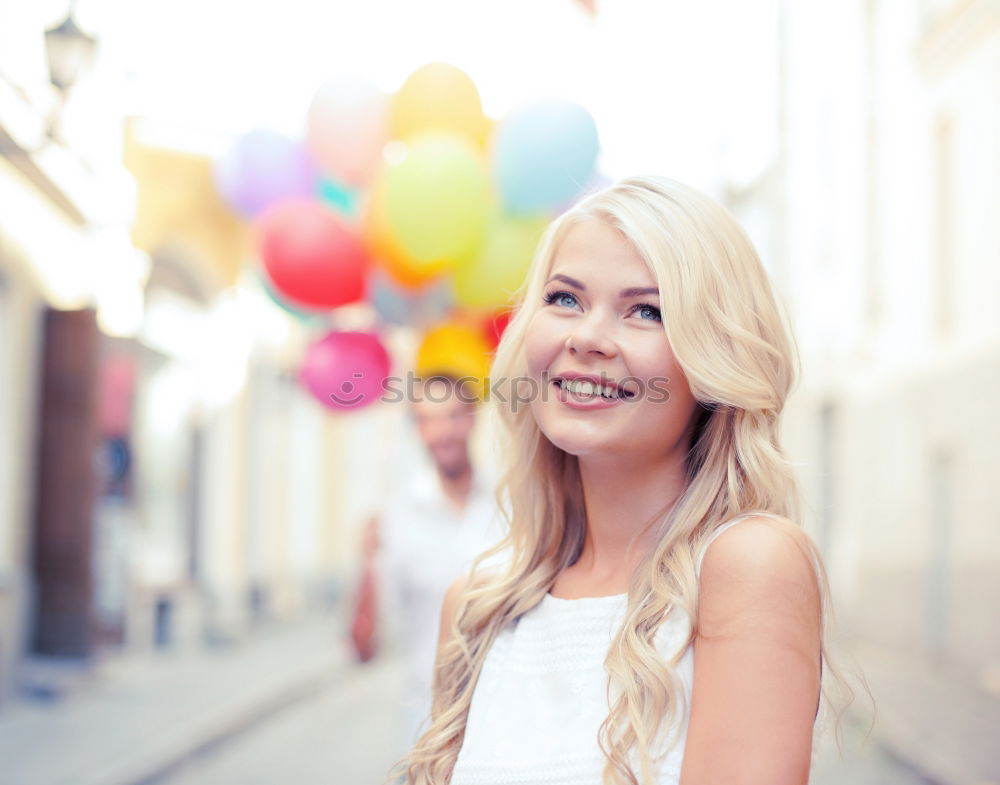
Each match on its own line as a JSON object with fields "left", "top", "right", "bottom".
{"left": 568, "top": 451, "right": 688, "bottom": 590}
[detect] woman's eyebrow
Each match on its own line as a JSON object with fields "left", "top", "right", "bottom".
{"left": 548, "top": 273, "right": 586, "bottom": 290}
{"left": 619, "top": 286, "right": 659, "bottom": 298}
{"left": 547, "top": 275, "right": 659, "bottom": 299}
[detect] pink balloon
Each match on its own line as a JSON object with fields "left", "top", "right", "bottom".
{"left": 300, "top": 331, "right": 390, "bottom": 411}
{"left": 307, "top": 76, "right": 389, "bottom": 187}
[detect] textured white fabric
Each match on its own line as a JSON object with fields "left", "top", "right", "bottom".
{"left": 451, "top": 517, "right": 751, "bottom": 785}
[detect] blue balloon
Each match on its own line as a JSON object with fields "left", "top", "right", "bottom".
{"left": 494, "top": 102, "right": 600, "bottom": 214}
{"left": 369, "top": 269, "right": 452, "bottom": 327}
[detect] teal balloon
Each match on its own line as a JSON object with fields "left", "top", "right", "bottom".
{"left": 494, "top": 101, "right": 599, "bottom": 213}
{"left": 318, "top": 177, "right": 359, "bottom": 218}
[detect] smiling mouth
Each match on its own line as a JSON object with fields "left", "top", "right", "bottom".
{"left": 553, "top": 378, "right": 635, "bottom": 400}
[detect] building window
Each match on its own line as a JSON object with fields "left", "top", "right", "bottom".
{"left": 863, "top": 0, "right": 882, "bottom": 329}
{"left": 932, "top": 113, "right": 955, "bottom": 337}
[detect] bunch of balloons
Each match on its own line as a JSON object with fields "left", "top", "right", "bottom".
{"left": 213, "top": 63, "right": 602, "bottom": 411}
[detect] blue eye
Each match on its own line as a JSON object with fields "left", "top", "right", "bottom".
{"left": 543, "top": 290, "right": 579, "bottom": 309}
{"left": 632, "top": 303, "right": 662, "bottom": 322}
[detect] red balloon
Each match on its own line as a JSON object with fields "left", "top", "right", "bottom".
{"left": 484, "top": 308, "right": 513, "bottom": 350}
{"left": 258, "top": 199, "right": 368, "bottom": 308}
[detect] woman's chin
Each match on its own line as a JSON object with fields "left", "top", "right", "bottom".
{"left": 539, "top": 423, "right": 615, "bottom": 459}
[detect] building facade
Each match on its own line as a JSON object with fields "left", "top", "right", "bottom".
{"left": 726, "top": 0, "right": 1000, "bottom": 684}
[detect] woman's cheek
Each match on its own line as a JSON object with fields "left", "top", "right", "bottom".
{"left": 523, "top": 314, "right": 559, "bottom": 379}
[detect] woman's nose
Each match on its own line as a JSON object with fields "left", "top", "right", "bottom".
{"left": 565, "top": 311, "right": 618, "bottom": 358}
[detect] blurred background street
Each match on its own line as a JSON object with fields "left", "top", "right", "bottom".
{"left": 0, "top": 612, "right": 946, "bottom": 785}
{"left": 2, "top": 0, "right": 999, "bottom": 783}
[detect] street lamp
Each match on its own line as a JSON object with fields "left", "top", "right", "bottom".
{"left": 44, "top": 3, "right": 97, "bottom": 95}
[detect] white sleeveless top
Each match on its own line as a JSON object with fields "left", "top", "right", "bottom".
{"left": 450, "top": 518, "right": 751, "bottom": 785}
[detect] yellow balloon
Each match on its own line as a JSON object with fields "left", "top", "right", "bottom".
{"left": 453, "top": 212, "right": 549, "bottom": 307}
{"left": 384, "top": 133, "right": 491, "bottom": 268}
{"left": 415, "top": 322, "right": 492, "bottom": 400}
{"left": 391, "top": 63, "right": 490, "bottom": 146}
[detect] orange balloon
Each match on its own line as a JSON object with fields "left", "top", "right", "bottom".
{"left": 447, "top": 306, "right": 490, "bottom": 333}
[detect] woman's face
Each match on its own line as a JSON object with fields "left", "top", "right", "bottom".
{"left": 524, "top": 218, "right": 699, "bottom": 462}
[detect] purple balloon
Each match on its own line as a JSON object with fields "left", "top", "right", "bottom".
{"left": 214, "top": 130, "right": 319, "bottom": 218}
{"left": 300, "top": 331, "right": 390, "bottom": 411}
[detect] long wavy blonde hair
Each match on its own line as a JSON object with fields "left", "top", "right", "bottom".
{"left": 394, "top": 176, "right": 861, "bottom": 784}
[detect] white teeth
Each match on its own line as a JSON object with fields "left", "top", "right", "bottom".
{"left": 558, "top": 379, "right": 620, "bottom": 399}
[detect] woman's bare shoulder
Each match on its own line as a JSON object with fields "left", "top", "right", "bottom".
{"left": 685, "top": 516, "right": 823, "bottom": 781}
{"left": 698, "top": 515, "right": 821, "bottom": 637}
{"left": 707, "top": 514, "right": 817, "bottom": 573}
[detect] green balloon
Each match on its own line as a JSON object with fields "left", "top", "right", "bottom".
{"left": 384, "top": 133, "right": 491, "bottom": 266}
{"left": 452, "top": 212, "right": 548, "bottom": 307}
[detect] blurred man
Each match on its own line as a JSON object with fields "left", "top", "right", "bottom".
{"left": 352, "top": 375, "right": 504, "bottom": 745}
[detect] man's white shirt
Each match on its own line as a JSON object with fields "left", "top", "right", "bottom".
{"left": 378, "top": 466, "right": 507, "bottom": 743}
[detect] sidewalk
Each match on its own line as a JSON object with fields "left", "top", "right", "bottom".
{"left": 849, "top": 641, "right": 1000, "bottom": 785}
{"left": 0, "top": 611, "right": 350, "bottom": 785}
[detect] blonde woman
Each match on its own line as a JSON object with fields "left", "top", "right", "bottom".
{"left": 395, "top": 176, "right": 855, "bottom": 785}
